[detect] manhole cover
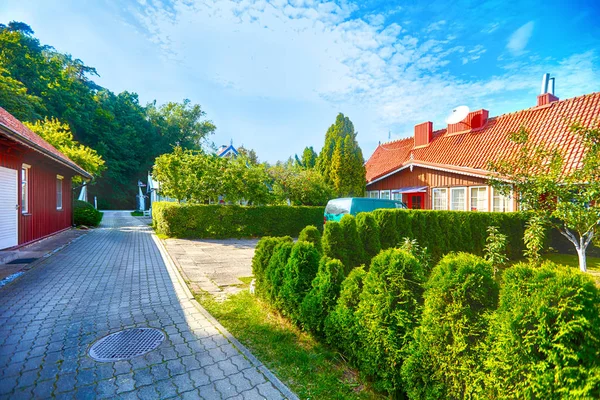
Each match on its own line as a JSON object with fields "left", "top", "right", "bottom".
{"left": 89, "top": 328, "right": 165, "bottom": 362}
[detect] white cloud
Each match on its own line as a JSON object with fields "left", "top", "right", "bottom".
{"left": 506, "top": 21, "right": 535, "bottom": 56}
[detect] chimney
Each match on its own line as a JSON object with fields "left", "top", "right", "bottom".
{"left": 537, "top": 73, "right": 559, "bottom": 106}
{"left": 447, "top": 109, "right": 489, "bottom": 134}
{"left": 414, "top": 121, "right": 433, "bottom": 147}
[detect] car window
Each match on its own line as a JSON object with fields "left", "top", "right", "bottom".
{"left": 325, "top": 199, "right": 352, "bottom": 215}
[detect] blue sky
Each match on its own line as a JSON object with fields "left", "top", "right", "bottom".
{"left": 1, "top": 0, "right": 599, "bottom": 163}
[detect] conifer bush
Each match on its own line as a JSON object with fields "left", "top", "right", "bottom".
{"left": 280, "top": 241, "right": 320, "bottom": 321}
{"left": 355, "top": 249, "right": 425, "bottom": 394}
{"left": 402, "top": 253, "right": 499, "bottom": 400}
{"left": 355, "top": 212, "right": 381, "bottom": 265}
{"left": 324, "top": 266, "right": 367, "bottom": 364}
{"left": 264, "top": 241, "right": 294, "bottom": 307}
{"left": 298, "top": 225, "right": 322, "bottom": 253}
{"left": 299, "top": 257, "right": 345, "bottom": 335}
{"left": 322, "top": 221, "right": 347, "bottom": 266}
{"left": 339, "top": 214, "right": 364, "bottom": 272}
{"left": 484, "top": 262, "right": 600, "bottom": 399}
{"left": 373, "top": 209, "right": 400, "bottom": 249}
{"left": 252, "top": 236, "right": 293, "bottom": 297}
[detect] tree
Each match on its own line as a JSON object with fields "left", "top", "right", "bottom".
{"left": 301, "top": 146, "right": 317, "bottom": 169}
{"left": 237, "top": 146, "right": 259, "bottom": 165}
{"left": 489, "top": 124, "right": 600, "bottom": 272}
{"left": 269, "top": 165, "right": 334, "bottom": 206}
{"left": 25, "top": 118, "right": 105, "bottom": 182}
{"left": 316, "top": 113, "right": 366, "bottom": 197}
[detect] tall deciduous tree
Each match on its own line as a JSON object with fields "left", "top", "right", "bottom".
{"left": 489, "top": 124, "right": 600, "bottom": 272}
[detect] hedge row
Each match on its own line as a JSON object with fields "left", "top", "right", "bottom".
{"left": 253, "top": 238, "right": 600, "bottom": 398}
{"left": 73, "top": 200, "right": 103, "bottom": 226}
{"left": 152, "top": 202, "right": 325, "bottom": 238}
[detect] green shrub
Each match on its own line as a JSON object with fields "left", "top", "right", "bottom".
{"left": 484, "top": 262, "right": 600, "bottom": 399}
{"left": 356, "top": 212, "right": 381, "bottom": 265}
{"left": 324, "top": 266, "right": 367, "bottom": 363}
{"left": 298, "top": 225, "right": 322, "bottom": 253}
{"left": 73, "top": 200, "right": 103, "bottom": 226}
{"left": 264, "top": 241, "right": 295, "bottom": 306}
{"left": 355, "top": 249, "right": 425, "bottom": 394}
{"left": 322, "top": 221, "right": 347, "bottom": 266}
{"left": 252, "top": 236, "right": 293, "bottom": 298}
{"left": 399, "top": 237, "right": 432, "bottom": 276}
{"left": 373, "top": 209, "right": 401, "bottom": 249}
{"left": 402, "top": 253, "right": 499, "bottom": 400}
{"left": 299, "top": 257, "right": 345, "bottom": 335}
{"left": 339, "top": 214, "right": 364, "bottom": 271}
{"left": 280, "top": 241, "right": 320, "bottom": 321}
{"left": 152, "top": 202, "right": 324, "bottom": 238}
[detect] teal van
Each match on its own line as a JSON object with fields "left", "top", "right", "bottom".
{"left": 324, "top": 197, "right": 407, "bottom": 223}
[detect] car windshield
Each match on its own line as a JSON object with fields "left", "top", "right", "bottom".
{"left": 325, "top": 199, "right": 352, "bottom": 215}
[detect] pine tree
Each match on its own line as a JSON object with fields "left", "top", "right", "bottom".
{"left": 301, "top": 146, "right": 317, "bottom": 169}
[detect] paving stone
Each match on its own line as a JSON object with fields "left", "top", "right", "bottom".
{"left": 172, "top": 372, "right": 196, "bottom": 394}
{"left": 155, "top": 379, "right": 178, "bottom": 398}
{"left": 214, "top": 378, "right": 239, "bottom": 398}
{"left": 31, "top": 379, "right": 54, "bottom": 398}
{"left": 199, "top": 383, "right": 223, "bottom": 400}
{"left": 133, "top": 367, "right": 154, "bottom": 388}
{"left": 55, "top": 372, "right": 77, "bottom": 393}
{"left": 137, "top": 384, "right": 160, "bottom": 399}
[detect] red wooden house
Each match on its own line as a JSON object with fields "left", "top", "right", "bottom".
{"left": 0, "top": 108, "right": 91, "bottom": 250}
{"left": 365, "top": 90, "right": 600, "bottom": 211}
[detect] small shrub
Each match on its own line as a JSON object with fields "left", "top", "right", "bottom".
{"left": 298, "top": 225, "right": 322, "bottom": 253}
{"left": 483, "top": 226, "right": 508, "bottom": 276}
{"left": 524, "top": 215, "right": 546, "bottom": 265}
{"left": 402, "top": 253, "right": 499, "bottom": 400}
{"left": 484, "top": 262, "right": 600, "bottom": 399}
{"left": 339, "top": 214, "right": 364, "bottom": 272}
{"left": 322, "top": 221, "right": 347, "bottom": 266}
{"left": 73, "top": 200, "right": 103, "bottom": 226}
{"left": 299, "top": 257, "right": 345, "bottom": 335}
{"left": 356, "top": 212, "right": 381, "bottom": 265}
{"left": 264, "top": 241, "right": 294, "bottom": 306}
{"left": 280, "top": 241, "right": 320, "bottom": 321}
{"left": 252, "top": 236, "right": 293, "bottom": 297}
{"left": 399, "top": 237, "right": 432, "bottom": 276}
{"left": 324, "top": 266, "right": 367, "bottom": 363}
{"left": 355, "top": 249, "right": 425, "bottom": 394}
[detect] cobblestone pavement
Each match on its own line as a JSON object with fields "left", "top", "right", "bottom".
{"left": 0, "top": 211, "right": 295, "bottom": 399}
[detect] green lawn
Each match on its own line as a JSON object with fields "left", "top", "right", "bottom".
{"left": 196, "top": 288, "right": 383, "bottom": 400}
{"left": 541, "top": 253, "right": 600, "bottom": 286}
{"left": 131, "top": 211, "right": 144, "bottom": 216}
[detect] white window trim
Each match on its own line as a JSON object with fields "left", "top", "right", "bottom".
{"left": 469, "top": 186, "right": 489, "bottom": 212}
{"left": 56, "top": 176, "right": 64, "bottom": 210}
{"left": 21, "top": 164, "right": 30, "bottom": 214}
{"left": 450, "top": 187, "right": 467, "bottom": 211}
{"left": 432, "top": 187, "right": 448, "bottom": 210}
{"left": 380, "top": 190, "right": 391, "bottom": 200}
{"left": 491, "top": 187, "right": 514, "bottom": 212}
{"left": 368, "top": 190, "right": 379, "bottom": 199}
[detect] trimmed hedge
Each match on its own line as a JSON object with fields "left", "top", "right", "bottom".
{"left": 298, "top": 225, "right": 322, "bottom": 254}
{"left": 73, "top": 200, "right": 103, "bottom": 226}
{"left": 252, "top": 236, "right": 293, "bottom": 298}
{"left": 152, "top": 202, "right": 324, "bottom": 238}
{"left": 356, "top": 212, "right": 381, "bottom": 265}
{"left": 280, "top": 241, "right": 320, "bottom": 321}
{"left": 264, "top": 241, "right": 294, "bottom": 306}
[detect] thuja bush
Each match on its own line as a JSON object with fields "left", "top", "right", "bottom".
{"left": 355, "top": 249, "right": 426, "bottom": 394}
{"left": 483, "top": 262, "right": 600, "bottom": 399}
{"left": 280, "top": 241, "right": 320, "bottom": 321}
{"left": 339, "top": 214, "right": 364, "bottom": 272}
{"left": 372, "top": 209, "right": 402, "bottom": 249}
{"left": 252, "top": 236, "right": 293, "bottom": 297}
{"left": 298, "top": 225, "right": 322, "bottom": 254}
{"left": 402, "top": 253, "right": 499, "bottom": 400}
{"left": 299, "top": 257, "right": 345, "bottom": 335}
{"left": 355, "top": 212, "right": 381, "bottom": 265}
{"left": 264, "top": 241, "right": 294, "bottom": 307}
{"left": 322, "top": 221, "right": 347, "bottom": 266}
{"left": 324, "top": 266, "right": 367, "bottom": 364}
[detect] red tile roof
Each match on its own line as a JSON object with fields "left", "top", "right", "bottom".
{"left": 0, "top": 107, "right": 91, "bottom": 178}
{"left": 366, "top": 92, "right": 600, "bottom": 183}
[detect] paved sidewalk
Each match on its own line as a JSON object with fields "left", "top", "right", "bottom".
{"left": 0, "top": 211, "right": 294, "bottom": 399}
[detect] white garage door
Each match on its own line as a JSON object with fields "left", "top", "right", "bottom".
{"left": 0, "top": 166, "right": 18, "bottom": 249}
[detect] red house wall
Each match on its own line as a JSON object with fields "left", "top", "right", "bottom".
{"left": 1, "top": 142, "right": 75, "bottom": 247}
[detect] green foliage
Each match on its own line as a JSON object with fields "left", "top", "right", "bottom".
{"left": 321, "top": 221, "right": 347, "bottom": 267}
{"left": 264, "top": 241, "right": 295, "bottom": 306}
{"left": 484, "top": 226, "right": 508, "bottom": 276}
{"left": 280, "top": 241, "right": 321, "bottom": 321}
{"left": 399, "top": 237, "right": 432, "bottom": 276}
{"left": 152, "top": 202, "right": 324, "bottom": 239}
{"left": 484, "top": 262, "right": 600, "bottom": 399}
{"left": 402, "top": 253, "right": 499, "bottom": 400}
{"left": 73, "top": 200, "right": 103, "bottom": 226}
{"left": 299, "top": 257, "right": 346, "bottom": 335}
{"left": 301, "top": 146, "right": 317, "bottom": 169}
{"left": 298, "top": 225, "right": 322, "bottom": 253}
{"left": 339, "top": 214, "right": 364, "bottom": 271}
{"left": 324, "top": 266, "right": 367, "bottom": 364}
{"left": 355, "top": 212, "right": 381, "bottom": 265}
{"left": 252, "top": 236, "right": 293, "bottom": 298}
{"left": 524, "top": 215, "right": 546, "bottom": 265}
{"left": 355, "top": 249, "right": 425, "bottom": 394}
{"left": 316, "top": 113, "right": 366, "bottom": 197}
{"left": 269, "top": 165, "right": 334, "bottom": 206}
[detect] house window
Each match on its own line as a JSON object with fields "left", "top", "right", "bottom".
{"left": 392, "top": 192, "right": 402, "bottom": 201}
{"left": 470, "top": 186, "right": 488, "bottom": 212}
{"left": 450, "top": 187, "right": 466, "bottom": 211}
{"left": 56, "top": 175, "right": 63, "bottom": 210}
{"left": 432, "top": 188, "right": 448, "bottom": 210}
{"left": 21, "top": 164, "right": 30, "bottom": 214}
{"left": 368, "top": 191, "right": 379, "bottom": 199}
{"left": 380, "top": 190, "right": 391, "bottom": 200}
{"left": 492, "top": 188, "right": 513, "bottom": 212}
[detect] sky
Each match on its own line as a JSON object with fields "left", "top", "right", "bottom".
{"left": 1, "top": 0, "right": 600, "bottom": 163}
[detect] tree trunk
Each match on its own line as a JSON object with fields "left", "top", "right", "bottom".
{"left": 577, "top": 245, "right": 587, "bottom": 273}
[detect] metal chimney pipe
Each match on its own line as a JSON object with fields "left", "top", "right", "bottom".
{"left": 540, "top": 73, "right": 550, "bottom": 94}
{"left": 549, "top": 77, "right": 555, "bottom": 95}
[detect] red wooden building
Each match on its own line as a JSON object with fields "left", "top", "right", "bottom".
{"left": 0, "top": 108, "right": 91, "bottom": 250}
{"left": 365, "top": 90, "right": 600, "bottom": 211}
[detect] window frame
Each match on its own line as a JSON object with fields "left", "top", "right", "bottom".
{"left": 56, "top": 175, "right": 64, "bottom": 211}
{"left": 368, "top": 190, "right": 379, "bottom": 199}
{"left": 21, "top": 164, "right": 30, "bottom": 214}
{"left": 450, "top": 187, "right": 467, "bottom": 211}
{"left": 469, "top": 186, "right": 489, "bottom": 212}
{"left": 380, "top": 190, "right": 391, "bottom": 200}
{"left": 432, "top": 187, "right": 448, "bottom": 210}
{"left": 491, "top": 187, "right": 513, "bottom": 212}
